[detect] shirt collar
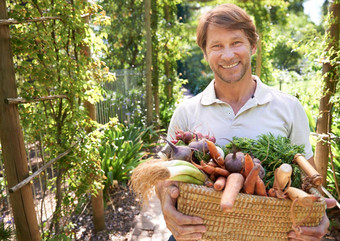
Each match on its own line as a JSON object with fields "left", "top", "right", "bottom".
{"left": 200, "top": 75, "right": 272, "bottom": 106}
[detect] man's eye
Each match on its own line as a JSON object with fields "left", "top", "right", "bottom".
{"left": 212, "top": 44, "right": 221, "bottom": 48}
{"left": 233, "top": 41, "right": 242, "bottom": 45}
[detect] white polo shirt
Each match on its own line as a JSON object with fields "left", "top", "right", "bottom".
{"left": 167, "top": 76, "right": 313, "bottom": 159}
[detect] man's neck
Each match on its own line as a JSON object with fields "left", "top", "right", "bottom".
{"left": 214, "top": 75, "right": 256, "bottom": 115}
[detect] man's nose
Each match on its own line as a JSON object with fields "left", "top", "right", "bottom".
{"left": 221, "top": 47, "right": 234, "bottom": 60}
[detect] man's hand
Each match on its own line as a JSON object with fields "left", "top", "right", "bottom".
{"left": 288, "top": 198, "right": 337, "bottom": 241}
{"left": 156, "top": 180, "right": 207, "bottom": 241}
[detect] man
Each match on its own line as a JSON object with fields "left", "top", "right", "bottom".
{"left": 156, "top": 3, "right": 336, "bottom": 241}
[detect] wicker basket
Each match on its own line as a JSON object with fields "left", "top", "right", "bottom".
{"left": 177, "top": 182, "right": 326, "bottom": 241}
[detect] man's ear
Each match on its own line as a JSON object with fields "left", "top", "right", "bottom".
{"left": 203, "top": 51, "right": 208, "bottom": 61}
{"left": 251, "top": 45, "right": 257, "bottom": 55}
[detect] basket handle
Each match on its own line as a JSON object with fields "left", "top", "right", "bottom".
{"left": 290, "top": 198, "right": 313, "bottom": 238}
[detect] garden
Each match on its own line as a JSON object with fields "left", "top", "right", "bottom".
{"left": 0, "top": 0, "right": 339, "bottom": 240}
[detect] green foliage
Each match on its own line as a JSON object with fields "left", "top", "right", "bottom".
{"left": 98, "top": 119, "right": 155, "bottom": 187}
{"left": 270, "top": 39, "right": 302, "bottom": 71}
{"left": 178, "top": 46, "right": 212, "bottom": 95}
{"left": 225, "top": 133, "right": 305, "bottom": 189}
{"left": 7, "top": 0, "right": 113, "bottom": 237}
{"left": 98, "top": 0, "right": 186, "bottom": 127}
{"left": 98, "top": 0, "right": 145, "bottom": 70}
{"left": 0, "top": 221, "right": 13, "bottom": 241}
{"left": 45, "top": 233, "right": 72, "bottom": 241}
{"left": 327, "top": 138, "right": 340, "bottom": 201}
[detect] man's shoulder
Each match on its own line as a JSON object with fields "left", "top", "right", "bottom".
{"left": 261, "top": 83, "right": 300, "bottom": 104}
{"left": 176, "top": 92, "right": 203, "bottom": 110}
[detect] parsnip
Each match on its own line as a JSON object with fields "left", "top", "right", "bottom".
{"left": 286, "top": 187, "right": 319, "bottom": 207}
{"left": 275, "top": 163, "right": 292, "bottom": 191}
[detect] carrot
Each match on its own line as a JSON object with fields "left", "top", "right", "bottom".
{"left": 243, "top": 165, "right": 260, "bottom": 195}
{"left": 243, "top": 153, "right": 254, "bottom": 178}
{"left": 220, "top": 173, "right": 244, "bottom": 211}
{"left": 207, "top": 160, "right": 217, "bottom": 167}
{"left": 254, "top": 176, "right": 267, "bottom": 196}
{"left": 210, "top": 173, "right": 216, "bottom": 182}
{"left": 214, "top": 176, "right": 227, "bottom": 191}
{"left": 214, "top": 167, "right": 230, "bottom": 178}
{"left": 268, "top": 188, "right": 276, "bottom": 197}
{"left": 206, "top": 139, "right": 225, "bottom": 168}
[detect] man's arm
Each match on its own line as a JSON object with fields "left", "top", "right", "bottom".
{"left": 155, "top": 180, "right": 207, "bottom": 240}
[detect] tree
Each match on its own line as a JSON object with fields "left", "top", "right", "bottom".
{"left": 315, "top": 1, "right": 339, "bottom": 185}
{"left": 145, "top": 0, "right": 153, "bottom": 125}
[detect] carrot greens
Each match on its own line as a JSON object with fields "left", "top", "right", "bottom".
{"left": 224, "top": 133, "right": 305, "bottom": 188}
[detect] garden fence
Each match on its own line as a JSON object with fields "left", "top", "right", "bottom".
{"left": 0, "top": 68, "right": 145, "bottom": 240}
{"left": 96, "top": 69, "right": 145, "bottom": 125}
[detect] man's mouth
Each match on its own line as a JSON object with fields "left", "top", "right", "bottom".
{"left": 221, "top": 62, "right": 238, "bottom": 69}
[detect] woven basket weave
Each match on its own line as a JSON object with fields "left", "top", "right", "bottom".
{"left": 177, "top": 182, "right": 326, "bottom": 241}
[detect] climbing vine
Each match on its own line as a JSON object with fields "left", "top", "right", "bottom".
{"left": 8, "top": 0, "right": 112, "bottom": 237}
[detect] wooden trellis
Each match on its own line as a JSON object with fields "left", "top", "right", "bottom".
{"left": 0, "top": 1, "right": 104, "bottom": 240}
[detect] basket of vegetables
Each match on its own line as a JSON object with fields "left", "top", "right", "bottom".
{"left": 130, "top": 131, "right": 326, "bottom": 241}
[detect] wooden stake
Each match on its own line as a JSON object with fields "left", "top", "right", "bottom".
{"left": 5, "top": 95, "right": 68, "bottom": 104}
{"left": 0, "top": 1, "right": 41, "bottom": 240}
{"left": 81, "top": 0, "right": 106, "bottom": 232}
{"left": 9, "top": 148, "right": 73, "bottom": 193}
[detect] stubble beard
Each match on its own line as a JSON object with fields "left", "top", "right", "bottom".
{"left": 214, "top": 61, "right": 249, "bottom": 84}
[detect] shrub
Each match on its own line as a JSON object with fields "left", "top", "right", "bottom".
{"left": 99, "top": 119, "right": 155, "bottom": 187}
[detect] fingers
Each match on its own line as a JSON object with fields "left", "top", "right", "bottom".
{"left": 325, "top": 198, "right": 337, "bottom": 209}
{"left": 167, "top": 182, "right": 180, "bottom": 200}
{"left": 288, "top": 214, "right": 329, "bottom": 241}
{"left": 161, "top": 181, "right": 206, "bottom": 240}
{"left": 167, "top": 221, "right": 206, "bottom": 241}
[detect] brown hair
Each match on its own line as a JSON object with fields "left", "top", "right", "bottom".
{"left": 196, "top": 4, "right": 258, "bottom": 53}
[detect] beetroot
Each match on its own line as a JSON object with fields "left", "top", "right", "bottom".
{"left": 252, "top": 158, "right": 265, "bottom": 179}
{"left": 188, "top": 139, "right": 209, "bottom": 153}
{"left": 224, "top": 151, "right": 245, "bottom": 173}
{"left": 208, "top": 135, "right": 216, "bottom": 143}
{"left": 182, "top": 131, "right": 193, "bottom": 144}
{"left": 162, "top": 137, "right": 192, "bottom": 162}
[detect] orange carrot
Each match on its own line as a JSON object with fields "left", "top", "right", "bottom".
{"left": 214, "top": 167, "right": 230, "bottom": 178}
{"left": 254, "top": 176, "right": 267, "bottom": 196}
{"left": 209, "top": 173, "right": 216, "bottom": 182}
{"left": 220, "top": 173, "right": 245, "bottom": 211}
{"left": 268, "top": 188, "right": 276, "bottom": 197}
{"left": 206, "top": 140, "right": 225, "bottom": 168}
{"left": 214, "top": 176, "right": 227, "bottom": 191}
{"left": 243, "top": 153, "right": 254, "bottom": 178}
{"left": 243, "top": 165, "right": 260, "bottom": 195}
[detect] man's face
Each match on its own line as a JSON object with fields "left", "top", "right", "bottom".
{"left": 204, "top": 25, "right": 256, "bottom": 84}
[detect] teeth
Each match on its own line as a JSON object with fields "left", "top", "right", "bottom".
{"left": 222, "top": 62, "right": 238, "bottom": 69}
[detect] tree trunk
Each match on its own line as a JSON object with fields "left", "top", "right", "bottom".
{"left": 0, "top": 2, "right": 41, "bottom": 240}
{"left": 151, "top": 0, "right": 159, "bottom": 125}
{"left": 81, "top": 3, "right": 106, "bottom": 232}
{"left": 164, "top": 4, "right": 173, "bottom": 101}
{"left": 315, "top": 2, "right": 339, "bottom": 185}
{"left": 145, "top": 0, "right": 153, "bottom": 125}
{"left": 255, "top": 32, "right": 262, "bottom": 78}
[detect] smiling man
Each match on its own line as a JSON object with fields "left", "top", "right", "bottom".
{"left": 156, "top": 3, "right": 335, "bottom": 241}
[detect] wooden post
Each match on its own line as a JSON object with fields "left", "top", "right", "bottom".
{"left": 145, "top": 0, "right": 153, "bottom": 125}
{"left": 0, "top": 1, "right": 41, "bottom": 241}
{"left": 81, "top": 1, "right": 106, "bottom": 232}
{"left": 255, "top": 32, "right": 262, "bottom": 78}
{"left": 315, "top": 1, "right": 339, "bottom": 185}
